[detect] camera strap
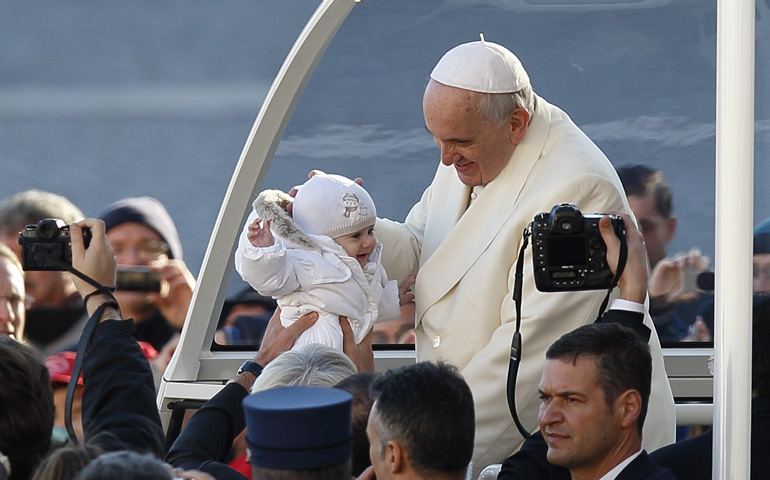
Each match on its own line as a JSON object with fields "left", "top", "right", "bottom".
{"left": 64, "top": 301, "right": 116, "bottom": 446}
{"left": 507, "top": 224, "right": 532, "bottom": 439}
{"left": 506, "top": 220, "right": 628, "bottom": 440}
{"left": 30, "top": 246, "right": 121, "bottom": 446}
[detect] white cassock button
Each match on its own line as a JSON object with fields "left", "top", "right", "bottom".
{"left": 432, "top": 336, "right": 441, "bottom": 348}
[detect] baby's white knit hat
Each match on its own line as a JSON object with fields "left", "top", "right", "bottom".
{"left": 292, "top": 174, "right": 377, "bottom": 239}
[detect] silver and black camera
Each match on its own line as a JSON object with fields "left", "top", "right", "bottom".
{"left": 531, "top": 203, "right": 623, "bottom": 292}
{"left": 18, "top": 218, "right": 91, "bottom": 271}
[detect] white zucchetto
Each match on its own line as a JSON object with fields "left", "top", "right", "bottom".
{"left": 430, "top": 34, "right": 530, "bottom": 94}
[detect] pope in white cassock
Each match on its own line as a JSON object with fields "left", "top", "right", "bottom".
{"left": 374, "top": 37, "right": 676, "bottom": 476}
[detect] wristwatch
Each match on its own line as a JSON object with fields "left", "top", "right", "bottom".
{"left": 237, "top": 360, "right": 263, "bottom": 377}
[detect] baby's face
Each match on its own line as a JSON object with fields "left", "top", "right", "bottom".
{"left": 334, "top": 225, "right": 376, "bottom": 268}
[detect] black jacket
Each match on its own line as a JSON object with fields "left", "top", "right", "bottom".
{"left": 499, "top": 308, "right": 658, "bottom": 480}
{"left": 165, "top": 382, "right": 251, "bottom": 480}
{"left": 81, "top": 319, "right": 164, "bottom": 456}
{"left": 651, "top": 396, "right": 770, "bottom": 480}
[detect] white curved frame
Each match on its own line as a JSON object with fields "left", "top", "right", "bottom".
{"left": 157, "top": 1, "right": 756, "bottom": 477}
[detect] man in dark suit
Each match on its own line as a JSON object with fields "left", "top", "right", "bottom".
{"left": 533, "top": 211, "right": 675, "bottom": 480}
{"left": 538, "top": 322, "right": 676, "bottom": 480}
{"left": 498, "top": 212, "right": 675, "bottom": 480}
{"left": 649, "top": 293, "right": 770, "bottom": 479}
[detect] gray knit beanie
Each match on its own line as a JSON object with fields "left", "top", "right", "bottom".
{"left": 292, "top": 174, "right": 376, "bottom": 238}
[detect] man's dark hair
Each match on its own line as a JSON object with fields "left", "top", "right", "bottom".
{"left": 335, "top": 371, "right": 377, "bottom": 476}
{"left": 73, "top": 451, "right": 170, "bottom": 480}
{"left": 370, "top": 361, "right": 474, "bottom": 477}
{"left": 546, "top": 323, "right": 652, "bottom": 434}
{"left": 616, "top": 164, "right": 673, "bottom": 218}
{"left": 753, "top": 293, "right": 770, "bottom": 397}
{"left": 0, "top": 337, "right": 55, "bottom": 480}
{"left": 252, "top": 462, "right": 351, "bottom": 480}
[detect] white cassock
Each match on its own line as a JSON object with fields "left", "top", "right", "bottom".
{"left": 376, "top": 95, "right": 676, "bottom": 476}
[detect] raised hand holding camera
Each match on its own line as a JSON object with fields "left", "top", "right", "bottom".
{"left": 531, "top": 203, "right": 624, "bottom": 292}
{"left": 18, "top": 218, "right": 92, "bottom": 271}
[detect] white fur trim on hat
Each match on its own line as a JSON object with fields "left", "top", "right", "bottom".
{"left": 430, "top": 34, "right": 530, "bottom": 94}
{"left": 292, "top": 174, "right": 377, "bottom": 239}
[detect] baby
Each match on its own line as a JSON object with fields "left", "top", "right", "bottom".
{"left": 235, "top": 173, "right": 414, "bottom": 351}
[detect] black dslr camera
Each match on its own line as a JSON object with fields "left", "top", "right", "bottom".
{"left": 18, "top": 218, "right": 91, "bottom": 271}
{"left": 531, "top": 203, "right": 623, "bottom": 292}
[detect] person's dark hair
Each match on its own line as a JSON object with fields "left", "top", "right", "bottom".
{"left": 0, "top": 337, "right": 55, "bottom": 480}
{"left": 252, "top": 461, "right": 351, "bottom": 480}
{"left": 753, "top": 293, "right": 770, "bottom": 397}
{"left": 72, "top": 451, "right": 170, "bottom": 480}
{"left": 370, "top": 362, "right": 474, "bottom": 477}
{"left": 546, "top": 323, "right": 652, "bottom": 434}
{"left": 31, "top": 444, "right": 103, "bottom": 480}
{"left": 616, "top": 164, "right": 673, "bottom": 218}
{"left": 334, "top": 371, "right": 377, "bottom": 476}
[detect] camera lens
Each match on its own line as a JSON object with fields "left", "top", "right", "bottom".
{"left": 36, "top": 220, "right": 59, "bottom": 239}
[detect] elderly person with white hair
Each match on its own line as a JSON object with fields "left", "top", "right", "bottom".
{"left": 372, "top": 36, "right": 676, "bottom": 474}
{"left": 165, "top": 342, "right": 357, "bottom": 480}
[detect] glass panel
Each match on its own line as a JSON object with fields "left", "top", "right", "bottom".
{"left": 5, "top": 1, "right": 768, "bottom": 351}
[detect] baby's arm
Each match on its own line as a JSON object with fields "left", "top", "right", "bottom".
{"left": 247, "top": 218, "right": 274, "bottom": 247}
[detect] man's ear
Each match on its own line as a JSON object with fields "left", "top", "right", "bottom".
{"left": 384, "top": 439, "right": 408, "bottom": 474}
{"left": 616, "top": 390, "right": 643, "bottom": 429}
{"left": 509, "top": 107, "right": 530, "bottom": 145}
{"left": 666, "top": 216, "right": 678, "bottom": 243}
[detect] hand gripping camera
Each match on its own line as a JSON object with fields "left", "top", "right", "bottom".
{"left": 531, "top": 203, "right": 624, "bottom": 292}
{"left": 18, "top": 218, "right": 91, "bottom": 271}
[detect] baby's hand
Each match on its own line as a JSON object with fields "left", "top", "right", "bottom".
{"left": 248, "top": 218, "right": 274, "bottom": 247}
{"left": 398, "top": 274, "right": 416, "bottom": 306}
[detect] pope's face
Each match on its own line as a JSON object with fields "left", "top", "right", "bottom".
{"left": 538, "top": 356, "right": 623, "bottom": 479}
{"left": 423, "top": 81, "right": 521, "bottom": 187}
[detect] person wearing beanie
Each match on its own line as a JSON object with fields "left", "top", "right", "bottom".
{"left": 98, "top": 196, "right": 195, "bottom": 351}
{"left": 754, "top": 217, "right": 770, "bottom": 293}
{"left": 235, "top": 173, "right": 414, "bottom": 352}
{"left": 364, "top": 37, "right": 674, "bottom": 474}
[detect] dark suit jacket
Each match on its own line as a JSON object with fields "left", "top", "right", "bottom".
{"left": 616, "top": 451, "right": 677, "bottom": 480}
{"left": 651, "top": 396, "right": 770, "bottom": 480}
{"left": 165, "top": 382, "right": 251, "bottom": 480}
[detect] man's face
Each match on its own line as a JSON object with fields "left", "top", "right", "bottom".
{"left": 538, "top": 356, "right": 623, "bottom": 479}
{"left": 0, "top": 256, "right": 26, "bottom": 340}
{"left": 753, "top": 253, "right": 770, "bottom": 293}
{"left": 106, "top": 222, "right": 169, "bottom": 314}
{"left": 627, "top": 193, "right": 676, "bottom": 268}
{"left": 366, "top": 404, "right": 389, "bottom": 480}
{"left": 1, "top": 230, "right": 70, "bottom": 308}
{"left": 423, "top": 82, "right": 521, "bottom": 187}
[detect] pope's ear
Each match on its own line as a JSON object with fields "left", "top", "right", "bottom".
{"left": 509, "top": 107, "right": 530, "bottom": 144}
